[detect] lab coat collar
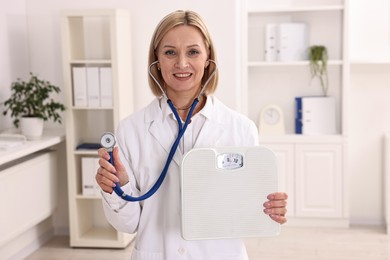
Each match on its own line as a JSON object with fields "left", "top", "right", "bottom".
{"left": 158, "top": 95, "right": 212, "bottom": 122}
{"left": 145, "top": 96, "right": 225, "bottom": 166}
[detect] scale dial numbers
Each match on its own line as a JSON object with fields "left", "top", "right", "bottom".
{"left": 217, "top": 153, "right": 244, "bottom": 170}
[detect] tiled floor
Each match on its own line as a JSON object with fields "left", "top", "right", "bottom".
{"left": 26, "top": 226, "right": 390, "bottom": 260}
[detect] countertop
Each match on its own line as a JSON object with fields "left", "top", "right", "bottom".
{"left": 0, "top": 128, "right": 65, "bottom": 166}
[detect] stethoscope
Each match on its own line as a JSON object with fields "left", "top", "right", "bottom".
{"left": 100, "top": 60, "right": 217, "bottom": 201}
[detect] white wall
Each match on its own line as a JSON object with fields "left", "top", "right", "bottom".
{"left": 0, "top": 0, "right": 30, "bottom": 131}
{"left": 348, "top": 0, "right": 390, "bottom": 225}
{"left": 349, "top": 0, "right": 390, "bottom": 61}
{"left": 349, "top": 65, "right": 390, "bottom": 225}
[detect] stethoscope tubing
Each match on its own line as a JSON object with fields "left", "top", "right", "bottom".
{"left": 110, "top": 98, "right": 199, "bottom": 201}
{"left": 109, "top": 60, "right": 216, "bottom": 201}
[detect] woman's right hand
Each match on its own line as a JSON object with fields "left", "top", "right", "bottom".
{"left": 96, "top": 146, "right": 129, "bottom": 194}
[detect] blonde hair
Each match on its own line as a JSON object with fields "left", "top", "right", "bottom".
{"left": 148, "top": 10, "right": 218, "bottom": 97}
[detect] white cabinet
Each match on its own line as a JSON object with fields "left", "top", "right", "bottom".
{"left": 61, "top": 9, "right": 134, "bottom": 248}
{"left": 295, "top": 144, "right": 343, "bottom": 218}
{"left": 0, "top": 151, "right": 57, "bottom": 247}
{"left": 242, "top": 0, "right": 349, "bottom": 227}
{"left": 264, "top": 137, "right": 347, "bottom": 227}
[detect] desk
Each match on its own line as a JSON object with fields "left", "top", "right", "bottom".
{"left": 0, "top": 129, "right": 65, "bottom": 166}
{"left": 0, "top": 129, "right": 65, "bottom": 247}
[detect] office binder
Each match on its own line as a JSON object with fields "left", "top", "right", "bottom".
{"left": 295, "top": 96, "right": 337, "bottom": 135}
{"left": 265, "top": 24, "right": 278, "bottom": 62}
{"left": 82, "top": 157, "right": 99, "bottom": 196}
{"left": 72, "top": 67, "right": 88, "bottom": 107}
{"left": 99, "top": 67, "right": 113, "bottom": 107}
{"left": 277, "top": 23, "right": 308, "bottom": 62}
{"left": 302, "top": 96, "right": 336, "bottom": 135}
{"left": 86, "top": 67, "right": 100, "bottom": 107}
{"left": 295, "top": 97, "right": 303, "bottom": 134}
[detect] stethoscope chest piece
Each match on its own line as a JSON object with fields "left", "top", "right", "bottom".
{"left": 100, "top": 132, "right": 116, "bottom": 152}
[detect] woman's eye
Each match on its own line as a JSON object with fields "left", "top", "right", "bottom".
{"left": 164, "top": 50, "right": 175, "bottom": 56}
{"left": 189, "top": 49, "right": 200, "bottom": 56}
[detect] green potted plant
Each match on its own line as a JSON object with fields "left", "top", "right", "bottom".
{"left": 2, "top": 73, "right": 66, "bottom": 139}
{"left": 309, "top": 45, "right": 329, "bottom": 96}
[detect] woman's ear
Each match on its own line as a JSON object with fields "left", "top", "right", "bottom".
{"left": 204, "top": 60, "right": 210, "bottom": 69}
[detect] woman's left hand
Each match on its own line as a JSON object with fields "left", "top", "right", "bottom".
{"left": 263, "top": 192, "right": 288, "bottom": 224}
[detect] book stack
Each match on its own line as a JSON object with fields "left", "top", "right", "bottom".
{"left": 265, "top": 23, "right": 309, "bottom": 62}
{"left": 72, "top": 66, "right": 113, "bottom": 108}
{"left": 295, "top": 96, "right": 336, "bottom": 135}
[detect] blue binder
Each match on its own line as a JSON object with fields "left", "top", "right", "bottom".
{"left": 295, "top": 97, "right": 303, "bottom": 134}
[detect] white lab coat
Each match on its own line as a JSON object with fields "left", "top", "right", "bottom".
{"left": 102, "top": 96, "right": 259, "bottom": 260}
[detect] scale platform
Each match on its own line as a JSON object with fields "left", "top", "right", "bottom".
{"left": 181, "top": 146, "right": 280, "bottom": 240}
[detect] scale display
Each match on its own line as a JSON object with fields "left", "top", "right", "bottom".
{"left": 216, "top": 153, "right": 244, "bottom": 169}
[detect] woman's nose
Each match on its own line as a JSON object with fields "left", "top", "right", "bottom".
{"left": 175, "top": 54, "right": 189, "bottom": 68}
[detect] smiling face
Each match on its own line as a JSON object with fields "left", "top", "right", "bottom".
{"left": 156, "top": 25, "right": 209, "bottom": 99}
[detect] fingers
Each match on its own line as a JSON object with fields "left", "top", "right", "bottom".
{"left": 96, "top": 147, "right": 119, "bottom": 193}
{"left": 97, "top": 147, "right": 117, "bottom": 174}
{"left": 267, "top": 192, "right": 288, "bottom": 200}
{"left": 263, "top": 192, "right": 288, "bottom": 224}
{"left": 97, "top": 147, "right": 110, "bottom": 161}
{"left": 269, "top": 214, "right": 287, "bottom": 224}
{"left": 96, "top": 165, "right": 119, "bottom": 192}
{"left": 112, "top": 147, "right": 125, "bottom": 172}
{"left": 95, "top": 169, "right": 115, "bottom": 193}
{"left": 263, "top": 203, "right": 287, "bottom": 216}
{"left": 263, "top": 204, "right": 288, "bottom": 224}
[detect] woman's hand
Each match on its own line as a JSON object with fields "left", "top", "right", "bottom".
{"left": 96, "top": 146, "right": 129, "bottom": 194}
{"left": 263, "top": 192, "right": 288, "bottom": 224}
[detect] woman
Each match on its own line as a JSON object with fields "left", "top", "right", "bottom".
{"left": 96, "top": 10, "right": 288, "bottom": 260}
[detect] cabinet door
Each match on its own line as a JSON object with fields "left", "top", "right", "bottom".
{"left": 263, "top": 144, "right": 295, "bottom": 216}
{"left": 295, "top": 144, "right": 342, "bottom": 218}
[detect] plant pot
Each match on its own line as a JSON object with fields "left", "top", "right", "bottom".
{"left": 20, "top": 117, "right": 44, "bottom": 140}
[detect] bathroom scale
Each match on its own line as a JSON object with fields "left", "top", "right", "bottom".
{"left": 181, "top": 146, "right": 280, "bottom": 240}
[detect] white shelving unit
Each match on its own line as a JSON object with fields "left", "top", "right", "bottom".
{"left": 241, "top": 0, "right": 349, "bottom": 227}
{"left": 61, "top": 9, "right": 134, "bottom": 248}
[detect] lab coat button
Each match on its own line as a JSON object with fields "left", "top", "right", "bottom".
{"left": 178, "top": 247, "right": 185, "bottom": 255}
